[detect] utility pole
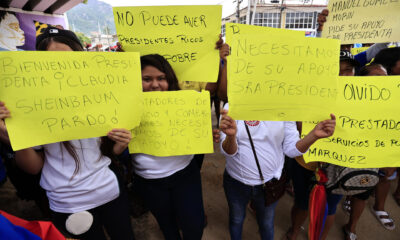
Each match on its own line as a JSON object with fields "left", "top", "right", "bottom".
{"left": 105, "top": 26, "right": 111, "bottom": 52}
{"left": 246, "top": 0, "right": 251, "bottom": 24}
{"left": 251, "top": 0, "right": 258, "bottom": 25}
{"left": 279, "top": 0, "right": 285, "bottom": 28}
{"left": 235, "top": 0, "right": 242, "bottom": 23}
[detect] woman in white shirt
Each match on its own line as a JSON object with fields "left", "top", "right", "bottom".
{"left": 219, "top": 104, "right": 336, "bottom": 240}
{"left": 131, "top": 54, "right": 205, "bottom": 240}
{"left": 0, "top": 27, "right": 135, "bottom": 240}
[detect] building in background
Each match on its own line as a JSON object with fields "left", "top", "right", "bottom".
{"left": 222, "top": 0, "right": 328, "bottom": 37}
{"left": 89, "top": 33, "right": 118, "bottom": 51}
{"left": 0, "top": 0, "right": 84, "bottom": 50}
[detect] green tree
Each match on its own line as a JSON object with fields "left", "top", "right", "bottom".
{"left": 75, "top": 32, "right": 91, "bottom": 45}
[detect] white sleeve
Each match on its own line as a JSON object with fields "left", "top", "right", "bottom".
{"left": 282, "top": 121, "right": 304, "bottom": 158}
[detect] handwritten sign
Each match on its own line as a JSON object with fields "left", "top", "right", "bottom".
{"left": 351, "top": 47, "right": 369, "bottom": 56}
{"left": 0, "top": 51, "right": 143, "bottom": 150}
{"left": 322, "top": 0, "right": 400, "bottom": 44}
{"left": 113, "top": 5, "right": 221, "bottom": 83}
{"left": 303, "top": 76, "right": 400, "bottom": 168}
{"left": 129, "top": 90, "right": 213, "bottom": 156}
{"left": 226, "top": 23, "right": 340, "bottom": 121}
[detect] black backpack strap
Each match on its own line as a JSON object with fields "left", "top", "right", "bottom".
{"left": 244, "top": 121, "right": 264, "bottom": 183}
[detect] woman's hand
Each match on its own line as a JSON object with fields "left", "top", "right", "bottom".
{"left": 0, "top": 102, "right": 10, "bottom": 120}
{"left": 296, "top": 114, "right": 336, "bottom": 153}
{"left": 317, "top": 9, "right": 329, "bottom": 32}
{"left": 0, "top": 101, "right": 11, "bottom": 144}
{"left": 108, "top": 128, "right": 132, "bottom": 155}
{"left": 220, "top": 110, "right": 237, "bottom": 137}
{"left": 212, "top": 129, "right": 221, "bottom": 143}
{"left": 215, "top": 34, "right": 230, "bottom": 62}
{"left": 220, "top": 110, "right": 238, "bottom": 155}
{"left": 311, "top": 114, "right": 336, "bottom": 139}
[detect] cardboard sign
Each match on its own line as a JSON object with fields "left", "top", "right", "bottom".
{"left": 226, "top": 23, "right": 340, "bottom": 121}
{"left": 0, "top": 51, "right": 143, "bottom": 150}
{"left": 113, "top": 5, "right": 222, "bottom": 83}
{"left": 129, "top": 90, "right": 213, "bottom": 156}
{"left": 303, "top": 76, "right": 400, "bottom": 168}
{"left": 322, "top": 0, "right": 400, "bottom": 44}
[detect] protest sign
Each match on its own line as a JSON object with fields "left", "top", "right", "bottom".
{"left": 322, "top": 0, "right": 400, "bottom": 44}
{"left": 113, "top": 5, "right": 221, "bottom": 83}
{"left": 129, "top": 90, "right": 213, "bottom": 156}
{"left": 226, "top": 23, "right": 340, "bottom": 121}
{"left": 0, "top": 51, "right": 143, "bottom": 150}
{"left": 303, "top": 76, "right": 400, "bottom": 168}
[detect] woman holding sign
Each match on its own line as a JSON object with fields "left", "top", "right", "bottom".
{"left": 131, "top": 54, "right": 205, "bottom": 240}
{"left": 0, "top": 27, "right": 135, "bottom": 240}
{"left": 218, "top": 105, "right": 336, "bottom": 240}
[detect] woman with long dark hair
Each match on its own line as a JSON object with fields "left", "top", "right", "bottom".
{"left": 0, "top": 27, "right": 135, "bottom": 240}
{"left": 131, "top": 54, "right": 206, "bottom": 240}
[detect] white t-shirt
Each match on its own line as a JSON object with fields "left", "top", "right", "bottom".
{"left": 132, "top": 154, "right": 193, "bottom": 179}
{"left": 220, "top": 104, "right": 306, "bottom": 186}
{"left": 38, "top": 138, "right": 119, "bottom": 213}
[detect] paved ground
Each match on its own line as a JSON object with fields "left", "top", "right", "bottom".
{"left": 0, "top": 113, "right": 399, "bottom": 239}
{"left": 129, "top": 147, "right": 400, "bottom": 240}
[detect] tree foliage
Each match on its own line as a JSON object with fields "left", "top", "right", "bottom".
{"left": 75, "top": 32, "right": 91, "bottom": 45}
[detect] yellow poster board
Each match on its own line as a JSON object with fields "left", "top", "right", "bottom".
{"left": 351, "top": 47, "right": 369, "bottom": 56}
{"left": 129, "top": 90, "right": 213, "bottom": 156}
{"left": 113, "top": 5, "right": 221, "bottom": 83}
{"left": 303, "top": 76, "right": 400, "bottom": 168}
{"left": 0, "top": 51, "right": 143, "bottom": 150}
{"left": 226, "top": 23, "right": 340, "bottom": 121}
{"left": 322, "top": 0, "right": 400, "bottom": 44}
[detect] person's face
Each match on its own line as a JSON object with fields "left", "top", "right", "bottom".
{"left": 46, "top": 41, "right": 73, "bottom": 51}
{"left": 141, "top": 66, "right": 169, "bottom": 92}
{"left": 339, "top": 61, "right": 355, "bottom": 76}
{"left": 340, "top": 44, "right": 352, "bottom": 51}
{"left": 368, "top": 66, "right": 387, "bottom": 76}
{"left": 0, "top": 13, "right": 25, "bottom": 49}
{"left": 391, "top": 60, "right": 400, "bottom": 75}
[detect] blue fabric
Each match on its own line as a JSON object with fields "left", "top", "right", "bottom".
{"left": 223, "top": 171, "right": 277, "bottom": 240}
{"left": 134, "top": 160, "right": 205, "bottom": 240}
{"left": 354, "top": 51, "right": 368, "bottom": 68}
{"left": 0, "top": 215, "right": 41, "bottom": 240}
{"left": 0, "top": 156, "right": 6, "bottom": 183}
{"left": 326, "top": 192, "right": 343, "bottom": 215}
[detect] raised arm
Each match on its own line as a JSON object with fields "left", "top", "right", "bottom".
{"left": 220, "top": 110, "right": 238, "bottom": 155}
{"left": 296, "top": 114, "right": 336, "bottom": 153}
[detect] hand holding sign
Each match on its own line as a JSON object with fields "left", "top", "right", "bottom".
{"left": 303, "top": 76, "right": 400, "bottom": 168}
{"left": 129, "top": 90, "right": 213, "bottom": 156}
{"left": 311, "top": 114, "right": 336, "bottom": 139}
{"left": 0, "top": 51, "right": 143, "bottom": 150}
{"left": 0, "top": 102, "right": 10, "bottom": 119}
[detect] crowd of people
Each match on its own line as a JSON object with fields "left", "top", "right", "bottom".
{"left": 0, "top": 8, "right": 399, "bottom": 240}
